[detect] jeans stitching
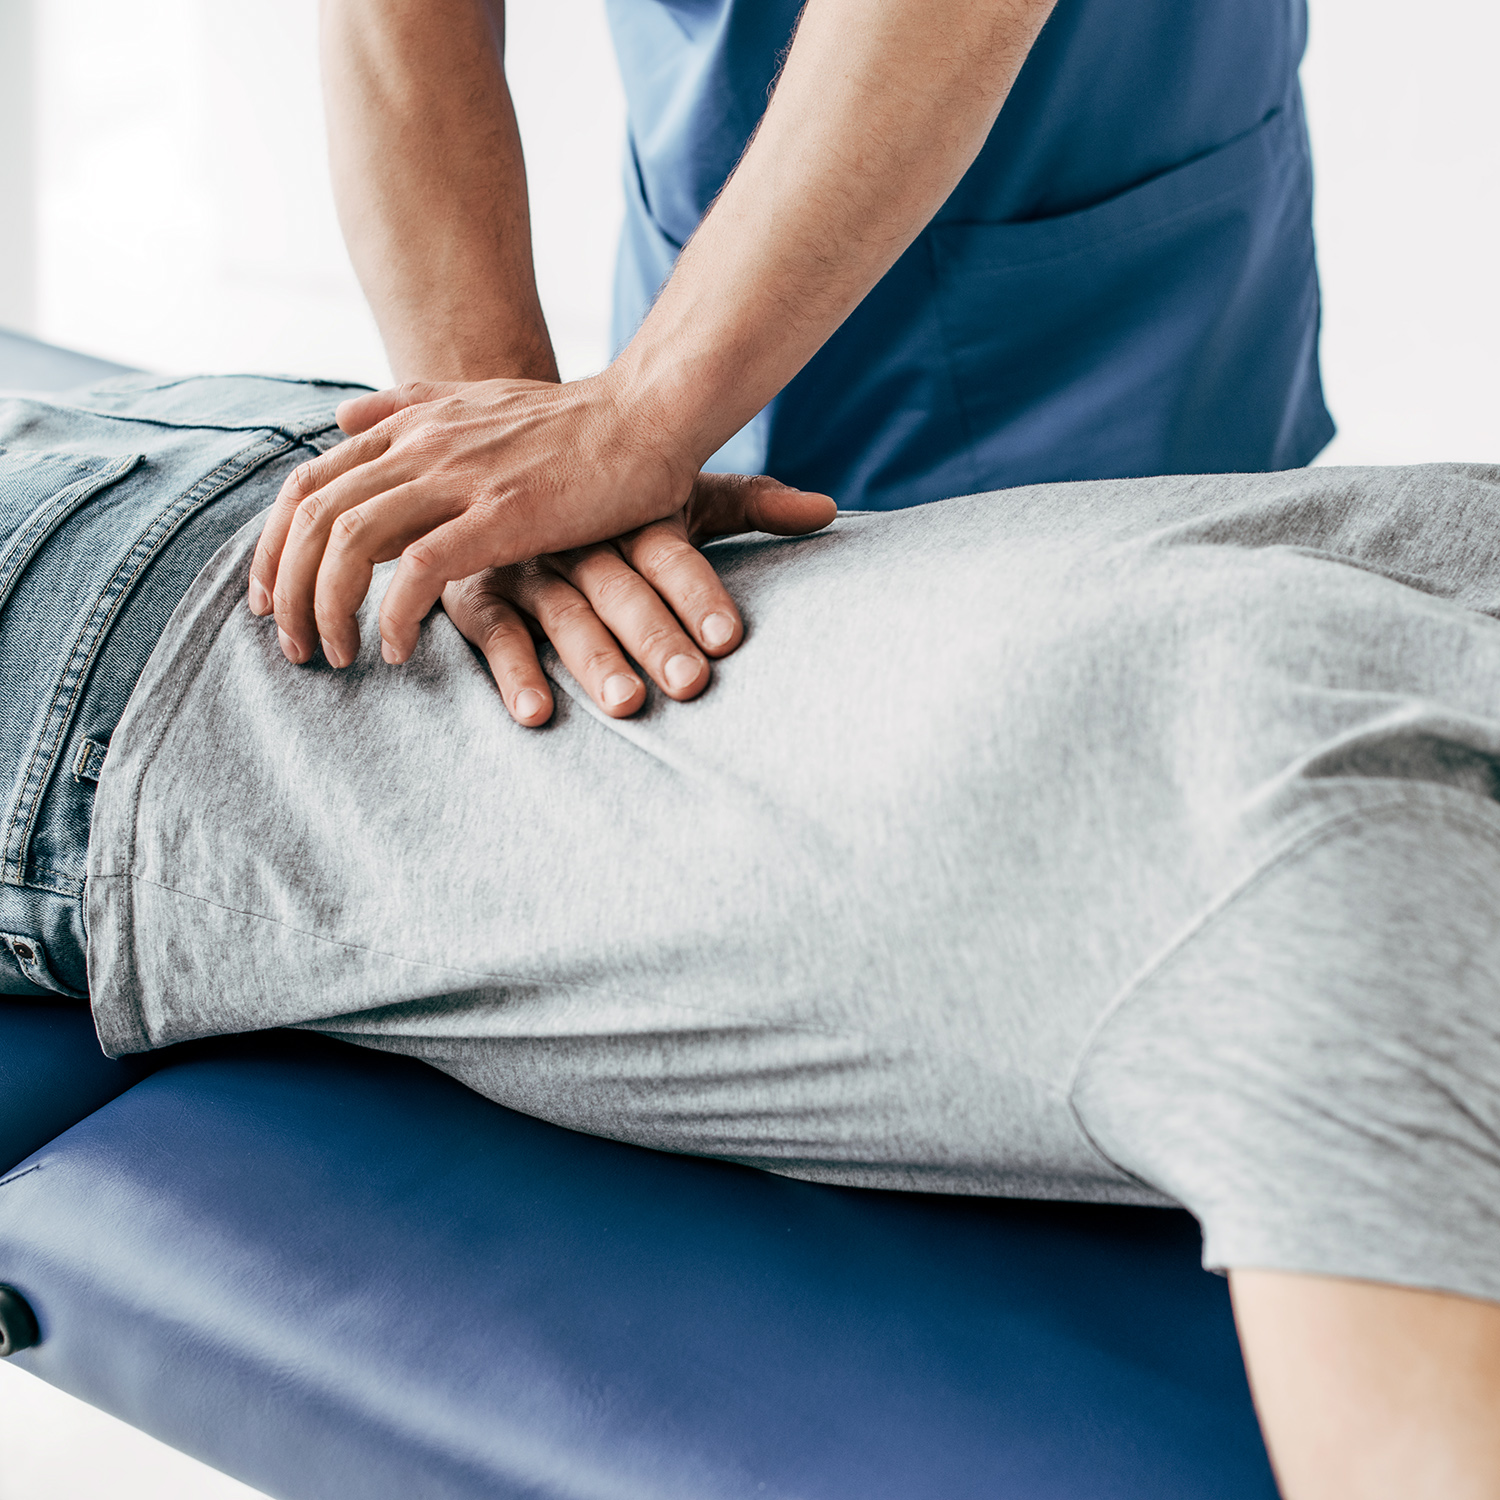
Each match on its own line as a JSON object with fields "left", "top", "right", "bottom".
{"left": 0, "top": 454, "right": 143, "bottom": 614}
{"left": 3, "top": 432, "right": 300, "bottom": 886}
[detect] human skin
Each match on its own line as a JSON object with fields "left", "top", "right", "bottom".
{"left": 265, "top": 3, "right": 1500, "bottom": 1490}
{"left": 251, "top": 0, "right": 1060, "bottom": 704}
{"left": 257, "top": 0, "right": 839, "bottom": 725}
{"left": 1230, "top": 1271, "right": 1500, "bottom": 1499}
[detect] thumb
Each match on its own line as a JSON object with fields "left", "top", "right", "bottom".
{"left": 336, "top": 380, "right": 464, "bottom": 435}
{"left": 689, "top": 473, "right": 837, "bottom": 544}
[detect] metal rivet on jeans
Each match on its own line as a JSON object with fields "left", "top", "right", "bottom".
{"left": 11, "top": 942, "right": 33, "bottom": 963}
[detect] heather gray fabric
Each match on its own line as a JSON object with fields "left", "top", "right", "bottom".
{"left": 88, "top": 463, "right": 1500, "bottom": 1300}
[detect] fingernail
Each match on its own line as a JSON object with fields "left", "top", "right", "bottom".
{"left": 515, "top": 688, "right": 546, "bottom": 720}
{"left": 603, "top": 673, "right": 638, "bottom": 708}
{"left": 320, "top": 638, "right": 343, "bottom": 669}
{"left": 701, "top": 612, "right": 734, "bottom": 649}
{"left": 278, "top": 628, "right": 305, "bottom": 664}
{"left": 664, "top": 653, "right": 701, "bottom": 691}
{"left": 381, "top": 638, "right": 401, "bottom": 665}
{"left": 248, "top": 578, "right": 270, "bottom": 615}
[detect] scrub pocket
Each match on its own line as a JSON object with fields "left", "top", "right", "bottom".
{"left": 930, "top": 104, "right": 1334, "bottom": 486}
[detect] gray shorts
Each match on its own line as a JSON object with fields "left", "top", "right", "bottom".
{"left": 88, "top": 454, "right": 1500, "bottom": 1305}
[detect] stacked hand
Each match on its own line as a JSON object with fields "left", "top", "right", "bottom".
{"left": 247, "top": 376, "right": 835, "bottom": 724}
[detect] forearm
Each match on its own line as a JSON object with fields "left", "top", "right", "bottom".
{"left": 615, "top": 0, "right": 1056, "bottom": 463}
{"left": 262, "top": 0, "right": 1059, "bottom": 665}
{"left": 321, "top": 0, "right": 558, "bottom": 383}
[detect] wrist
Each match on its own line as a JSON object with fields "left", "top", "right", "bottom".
{"left": 389, "top": 317, "right": 561, "bottom": 386}
{"left": 598, "top": 340, "right": 725, "bottom": 484}
{"left": 607, "top": 291, "right": 782, "bottom": 472}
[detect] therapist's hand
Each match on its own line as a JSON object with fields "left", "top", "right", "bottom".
{"left": 248, "top": 373, "right": 729, "bottom": 670}
{"left": 439, "top": 471, "right": 837, "bottom": 726}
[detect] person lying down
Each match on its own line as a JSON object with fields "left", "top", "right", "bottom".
{"left": 5, "top": 374, "right": 1500, "bottom": 1496}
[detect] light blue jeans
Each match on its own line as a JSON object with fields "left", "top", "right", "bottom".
{"left": 0, "top": 375, "right": 364, "bottom": 997}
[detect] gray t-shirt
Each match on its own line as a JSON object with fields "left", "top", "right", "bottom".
{"left": 88, "top": 463, "right": 1500, "bottom": 1302}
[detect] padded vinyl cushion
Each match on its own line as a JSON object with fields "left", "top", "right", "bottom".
{"left": 0, "top": 1031, "right": 1276, "bottom": 1500}
{"left": 0, "top": 1003, "right": 147, "bottom": 1173}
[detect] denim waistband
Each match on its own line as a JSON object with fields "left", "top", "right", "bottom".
{"left": 0, "top": 373, "right": 367, "bottom": 997}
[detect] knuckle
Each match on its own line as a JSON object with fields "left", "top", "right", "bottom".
{"left": 589, "top": 568, "right": 641, "bottom": 612}
{"left": 328, "top": 506, "right": 368, "bottom": 551}
{"left": 402, "top": 536, "right": 444, "bottom": 578}
{"left": 288, "top": 493, "right": 331, "bottom": 536}
{"left": 312, "top": 602, "right": 346, "bottom": 637}
{"left": 634, "top": 534, "right": 694, "bottom": 574}
{"left": 395, "top": 382, "right": 433, "bottom": 410}
{"left": 286, "top": 459, "right": 321, "bottom": 498}
{"left": 634, "top": 621, "right": 682, "bottom": 660}
{"left": 485, "top": 622, "right": 537, "bottom": 667}
{"left": 466, "top": 490, "right": 509, "bottom": 528}
{"left": 479, "top": 615, "right": 518, "bottom": 654}
{"left": 445, "top": 573, "right": 488, "bottom": 613}
{"left": 579, "top": 645, "right": 625, "bottom": 680}
{"left": 547, "top": 595, "right": 596, "bottom": 632}
{"left": 398, "top": 424, "right": 440, "bottom": 459}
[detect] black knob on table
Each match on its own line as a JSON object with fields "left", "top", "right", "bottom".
{"left": 0, "top": 1285, "right": 40, "bottom": 1356}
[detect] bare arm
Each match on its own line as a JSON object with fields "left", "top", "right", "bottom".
{"left": 320, "top": 0, "right": 557, "bottom": 384}
{"left": 620, "top": 0, "right": 1055, "bottom": 461}
{"left": 316, "top": 0, "right": 837, "bottom": 726}
{"left": 259, "top": 0, "right": 1058, "bottom": 672}
{"left": 1231, "top": 1269, "right": 1500, "bottom": 1499}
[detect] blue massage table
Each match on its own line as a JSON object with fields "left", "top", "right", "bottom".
{"left": 0, "top": 330, "right": 1279, "bottom": 1499}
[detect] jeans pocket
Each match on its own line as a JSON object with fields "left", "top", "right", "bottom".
{"left": 1, "top": 451, "right": 146, "bottom": 892}
{"left": 929, "top": 105, "right": 1329, "bottom": 484}
{"left": 0, "top": 451, "right": 143, "bottom": 616}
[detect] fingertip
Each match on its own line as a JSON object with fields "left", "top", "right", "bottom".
{"left": 320, "top": 636, "right": 360, "bottom": 671}
{"left": 248, "top": 576, "right": 271, "bottom": 616}
{"left": 699, "top": 610, "right": 739, "bottom": 654}
{"left": 600, "top": 673, "right": 644, "bottom": 715}
{"left": 793, "top": 489, "right": 838, "bottom": 529}
{"left": 381, "top": 637, "right": 405, "bottom": 666}
{"left": 662, "top": 652, "right": 708, "bottom": 698}
{"left": 335, "top": 396, "right": 369, "bottom": 435}
{"left": 749, "top": 481, "right": 839, "bottom": 536}
{"left": 511, "top": 686, "right": 552, "bottom": 725}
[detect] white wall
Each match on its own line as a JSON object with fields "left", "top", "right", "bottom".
{"left": 1302, "top": 0, "right": 1500, "bottom": 464}
{"left": 0, "top": 0, "right": 37, "bottom": 331}
{"left": 28, "top": 0, "right": 623, "bottom": 387}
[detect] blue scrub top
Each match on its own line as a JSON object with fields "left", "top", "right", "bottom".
{"left": 605, "top": 0, "right": 1334, "bottom": 509}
